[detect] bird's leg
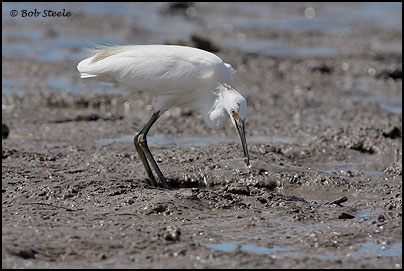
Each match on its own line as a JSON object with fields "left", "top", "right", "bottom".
{"left": 135, "top": 111, "right": 171, "bottom": 190}
{"left": 134, "top": 133, "right": 158, "bottom": 187}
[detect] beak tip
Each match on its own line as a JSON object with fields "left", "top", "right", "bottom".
{"left": 244, "top": 157, "right": 250, "bottom": 168}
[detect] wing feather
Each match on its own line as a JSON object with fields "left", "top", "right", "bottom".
{"left": 77, "top": 45, "right": 234, "bottom": 94}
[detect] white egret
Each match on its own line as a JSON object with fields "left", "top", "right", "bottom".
{"left": 77, "top": 45, "right": 249, "bottom": 189}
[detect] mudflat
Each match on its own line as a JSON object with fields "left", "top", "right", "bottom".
{"left": 2, "top": 2, "right": 402, "bottom": 268}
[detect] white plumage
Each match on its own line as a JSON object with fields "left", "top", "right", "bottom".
{"left": 77, "top": 44, "right": 249, "bottom": 189}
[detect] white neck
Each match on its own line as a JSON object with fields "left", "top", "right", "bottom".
{"left": 200, "top": 90, "right": 228, "bottom": 130}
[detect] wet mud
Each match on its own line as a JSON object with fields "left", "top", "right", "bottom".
{"left": 2, "top": 2, "right": 402, "bottom": 268}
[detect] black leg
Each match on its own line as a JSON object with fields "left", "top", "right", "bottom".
{"left": 134, "top": 111, "right": 171, "bottom": 189}
{"left": 134, "top": 133, "right": 158, "bottom": 187}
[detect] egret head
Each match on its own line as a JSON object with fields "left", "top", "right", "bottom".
{"left": 218, "top": 84, "right": 250, "bottom": 167}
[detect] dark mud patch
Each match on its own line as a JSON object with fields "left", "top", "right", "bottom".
{"left": 2, "top": 2, "right": 402, "bottom": 269}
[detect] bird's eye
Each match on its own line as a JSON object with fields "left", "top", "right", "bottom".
{"left": 231, "top": 109, "right": 235, "bottom": 114}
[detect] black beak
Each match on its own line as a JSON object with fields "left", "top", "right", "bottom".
{"left": 235, "top": 118, "right": 250, "bottom": 167}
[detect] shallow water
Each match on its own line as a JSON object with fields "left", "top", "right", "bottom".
{"left": 96, "top": 134, "right": 302, "bottom": 148}
{"left": 202, "top": 241, "right": 402, "bottom": 258}
{"left": 3, "top": 2, "right": 401, "bottom": 61}
{"left": 202, "top": 242, "right": 294, "bottom": 255}
{"left": 96, "top": 135, "right": 231, "bottom": 148}
{"left": 3, "top": 2, "right": 402, "bottom": 114}
{"left": 358, "top": 242, "right": 402, "bottom": 257}
{"left": 223, "top": 39, "right": 335, "bottom": 57}
{"left": 218, "top": 155, "right": 387, "bottom": 177}
{"left": 2, "top": 2, "right": 401, "bottom": 269}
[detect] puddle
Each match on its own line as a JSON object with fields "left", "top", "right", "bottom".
{"left": 96, "top": 135, "right": 302, "bottom": 148}
{"left": 249, "top": 136, "right": 301, "bottom": 145}
{"left": 45, "top": 77, "right": 82, "bottom": 93}
{"left": 216, "top": 158, "right": 302, "bottom": 172}
{"left": 321, "top": 168, "right": 383, "bottom": 176}
{"left": 217, "top": 157, "right": 385, "bottom": 178}
{"left": 353, "top": 96, "right": 402, "bottom": 114}
{"left": 357, "top": 242, "right": 402, "bottom": 257}
{"left": 149, "top": 136, "right": 230, "bottom": 148}
{"left": 96, "top": 135, "right": 232, "bottom": 148}
{"left": 3, "top": 2, "right": 401, "bottom": 63}
{"left": 2, "top": 21, "right": 127, "bottom": 62}
{"left": 357, "top": 210, "right": 381, "bottom": 218}
{"left": 223, "top": 39, "right": 335, "bottom": 57}
{"left": 375, "top": 98, "right": 402, "bottom": 114}
{"left": 302, "top": 159, "right": 389, "bottom": 177}
{"left": 45, "top": 76, "right": 123, "bottom": 94}
{"left": 297, "top": 120, "right": 350, "bottom": 128}
{"left": 2, "top": 79, "right": 25, "bottom": 94}
{"left": 2, "top": 76, "right": 118, "bottom": 95}
{"left": 202, "top": 2, "right": 401, "bottom": 34}
{"left": 352, "top": 77, "right": 402, "bottom": 115}
{"left": 202, "top": 242, "right": 294, "bottom": 255}
{"left": 3, "top": 30, "right": 122, "bottom": 62}
{"left": 201, "top": 239, "right": 401, "bottom": 260}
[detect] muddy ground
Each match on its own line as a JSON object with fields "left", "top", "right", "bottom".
{"left": 2, "top": 2, "right": 402, "bottom": 269}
